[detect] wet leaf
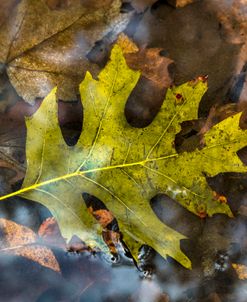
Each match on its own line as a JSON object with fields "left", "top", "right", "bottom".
{"left": 199, "top": 104, "right": 239, "bottom": 136}
{"left": 117, "top": 34, "right": 174, "bottom": 89}
{"left": 117, "top": 34, "right": 174, "bottom": 126}
{"left": 0, "top": 0, "right": 131, "bottom": 103}
{"left": 0, "top": 0, "right": 19, "bottom": 26}
{"left": 1, "top": 45, "right": 247, "bottom": 269}
{"left": 0, "top": 218, "right": 60, "bottom": 272}
{"left": 232, "top": 263, "right": 247, "bottom": 280}
{"left": 167, "top": 0, "right": 198, "bottom": 8}
{"left": 0, "top": 104, "right": 27, "bottom": 187}
{"left": 38, "top": 217, "right": 66, "bottom": 248}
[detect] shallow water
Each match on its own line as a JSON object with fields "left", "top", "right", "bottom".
{"left": 0, "top": 0, "right": 247, "bottom": 301}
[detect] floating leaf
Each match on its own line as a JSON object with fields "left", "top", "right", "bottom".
{"left": 1, "top": 45, "right": 247, "bottom": 269}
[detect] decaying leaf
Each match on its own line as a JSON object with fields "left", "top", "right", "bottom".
{"left": 117, "top": 33, "right": 174, "bottom": 90}
{"left": 232, "top": 263, "right": 247, "bottom": 280}
{"left": 1, "top": 45, "right": 247, "bottom": 269}
{"left": 200, "top": 104, "right": 239, "bottom": 136}
{"left": 0, "top": 105, "right": 27, "bottom": 186}
{"left": 0, "top": 0, "right": 19, "bottom": 26}
{"left": 85, "top": 194, "right": 121, "bottom": 254}
{"left": 117, "top": 33, "right": 139, "bottom": 54}
{"left": 38, "top": 217, "right": 66, "bottom": 248}
{"left": 167, "top": 0, "right": 198, "bottom": 8}
{"left": 0, "top": 0, "right": 132, "bottom": 103}
{"left": 117, "top": 33, "right": 174, "bottom": 126}
{"left": 0, "top": 218, "right": 60, "bottom": 272}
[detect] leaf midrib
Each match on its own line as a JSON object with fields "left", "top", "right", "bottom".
{"left": 0, "top": 133, "right": 244, "bottom": 202}
{"left": 0, "top": 153, "right": 178, "bottom": 201}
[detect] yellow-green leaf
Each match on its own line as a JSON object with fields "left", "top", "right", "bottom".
{"left": 1, "top": 44, "right": 247, "bottom": 269}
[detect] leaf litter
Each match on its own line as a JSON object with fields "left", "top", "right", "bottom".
{"left": 0, "top": 1, "right": 244, "bottom": 301}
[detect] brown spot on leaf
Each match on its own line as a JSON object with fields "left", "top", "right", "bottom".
{"left": 175, "top": 93, "right": 184, "bottom": 104}
{"left": 213, "top": 191, "right": 228, "bottom": 204}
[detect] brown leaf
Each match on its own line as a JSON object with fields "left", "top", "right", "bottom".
{"left": 87, "top": 197, "right": 121, "bottom": 254}
{"left": 199, "top": 104, "right": 239, "bottom": 136}
{"left": 133, "top": 2, "right": 242, "bottom": 113}
{"left": 167, "top": 0, "right": 198, "bottom": 8}
{"left": 232, "top": 263, "right": 247, "bottom": 280}
{"left": 0, "top": 0, "right": 132, "bottom": 103}
{"left": 102, "top": 230, "right": 120, "bottom": 255}
{"left": 0, "top": 218, "right": 60, "bottom": 272}
{"left": 206, "top": 293, "right": 222, "bottom": 302}
{"left": 0, "top": 102, "right": 27, "bottom": 187}
{"left": 0, "top": 0, "right": 19, "bottom": 26}
{"left": 116, "top": 33, "right": 139, "bottom": 54}
{"left": 45, "top": 0, "right": 70, "bottom": 10}
{"left": 125, "top": 48, "right": 174, "bottom": 88}
{"left": 38, "top": 217, "right": 66, "bottom": 248}
{"left": 117, "top": 34, "right": 174, "bottom": 127}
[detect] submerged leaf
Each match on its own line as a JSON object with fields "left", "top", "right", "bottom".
{"left": 117, "top": 33, "right": 174, "bottom": 127}
{"left": 1, "top": 45, "right": 247, "bottom": 269}
{"left": 0, "top": 0, "right": 131, "bottom": 102}
{"left": 0, "top": 218, "right": 60, "bottom": 272}
{"left": 232, "top": 263, "right": 247, "bottom": 280}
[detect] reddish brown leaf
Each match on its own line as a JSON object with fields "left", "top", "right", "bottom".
{"left": 38, "top": 217, "right": 66, "bottom": 248}
{"left": 0, "top": 218, "right": 60, "bottom": 272}
{"left": 88, "top": 206, "right": 120, "bottom": 254}
{"left": 0, "top": 0, "right": 19, "bottom": 26}
{"left": 90, "top": 209, "right": 115, "bottom": 229}
{"left": 117, "top": 34, "right": 174, "bottom": 127}
{"left": 125, "top": 48, "right": 174, "bottom": 89}
{"left": 232, "top": 263, "right": 247, "bottom": 280}
{"left": 102, "top": 230, "right": 120, "bottom": 255}
{"left": 167, "top": 0, "right": 198, "bottom": 8}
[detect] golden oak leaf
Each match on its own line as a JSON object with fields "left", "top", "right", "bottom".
{"left": 1, "top": 45, "right": 247, "bottom": 269}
